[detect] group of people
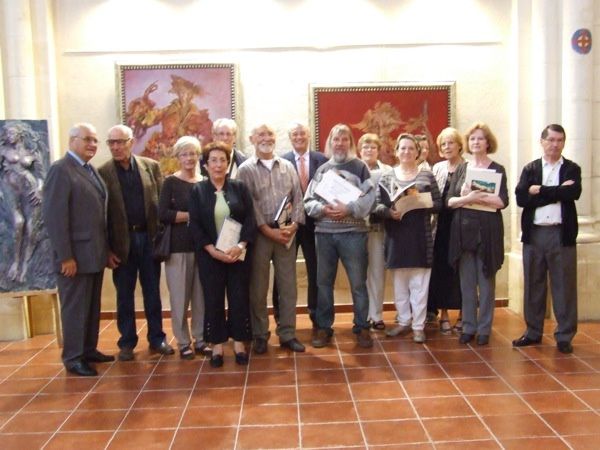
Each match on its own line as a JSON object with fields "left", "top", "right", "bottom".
{"left": 42, "top": 117, "right": 581, "bottom": 377}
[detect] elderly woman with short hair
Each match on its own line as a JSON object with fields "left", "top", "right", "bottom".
{"left": 158, "top": 136, "right": 209, "bottom": 359}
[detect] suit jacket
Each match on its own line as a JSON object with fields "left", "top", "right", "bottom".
{"left": 515, "top": 157, "right": 581, "bottom": 246}
{"left": 42, "top": 154, "right": 108, "bottom": 273}
{"left": 281, "top": 150, "right": 328, "bottom": 231}
{"left": 98, "top": 155, "right": 163, "bottom": 262}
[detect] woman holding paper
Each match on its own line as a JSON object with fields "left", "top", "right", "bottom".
{"left": 374, "top": 133, "right": 441, "bottom": 343}
{"left": 189, "top": 141, "right": 256, "bottom": 367}
{"left": 159, "top": 136, "right": 209, "bottom": 360}
{"left": 447, "top": 122, "right": 508, "bottom": 346}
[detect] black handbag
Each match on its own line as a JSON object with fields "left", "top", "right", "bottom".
{"left": 152, "top": 223, "right": 171, "bottom": 262}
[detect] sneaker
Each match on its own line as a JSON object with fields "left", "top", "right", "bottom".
{"left": 357, "top": 329, "right": 373, "bottom": 348}
{"left": 413, "top": 330, "right": 426, "bottom": 343}
{"left": 311, "top": 329, "right": 331, "bottom": 348}
{"left": 386, "top": 325, "right": 412, "bottom": 337}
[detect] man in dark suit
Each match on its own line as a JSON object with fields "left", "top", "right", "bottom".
{"left": 98, "top": 124, "right": 173, "bottom": 361}
{"left": 272, "top": 122, "right": 327, "bottom": 332}
{"left": 43, "top": 123, "right": 114, "bottom": 376}
{"left": 512, "top": 124, "right": 581, "bottom": 354}
{"left": 200, "top": 118, "right": 246, "bottom": 178}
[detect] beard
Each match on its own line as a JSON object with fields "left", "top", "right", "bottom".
{"left": 258, "top": 142, "right": 274, "bottom": 154}
{"left": 333, "top": 150, "right": 348, "bottom": 163}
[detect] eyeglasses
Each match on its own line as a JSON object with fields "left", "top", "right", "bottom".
{"left": 76, "top": 136, "right": 99, "bottom": 144}
{"left": 106, "top": 138, "right": 131, "bottom": 146}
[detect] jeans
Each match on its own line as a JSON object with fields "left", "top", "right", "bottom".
{"left": 315, "top": 231, "right": 369, "bottom": 334}
{"left": 113, "top": 231, "right": 166, "bottom": 349}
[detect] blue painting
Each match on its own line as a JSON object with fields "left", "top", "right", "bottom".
{"left": 0, "top": 120, "right": 56, "bottom": 293}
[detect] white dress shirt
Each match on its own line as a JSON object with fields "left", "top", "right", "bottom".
{"left": 534, "top": 157, "right": 563, "bottom": 225}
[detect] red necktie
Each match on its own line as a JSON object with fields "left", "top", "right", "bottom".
{"left": 299, "top": 155, "right": 308, "bottom": 192}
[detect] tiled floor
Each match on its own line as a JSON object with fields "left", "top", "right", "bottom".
{"left": 1, "top": 308, "right": 600, "bottom": 449}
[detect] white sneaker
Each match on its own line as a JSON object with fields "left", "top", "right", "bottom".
{"left": 386, "top": 325, "right": 412, "bottom": 337}
{"left": 413, "top": 330, "right": 426, "bottom": 343}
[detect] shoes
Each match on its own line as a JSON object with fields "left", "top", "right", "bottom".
{"left": 477, "top": 335, "right": 489, "bottom": 346}
{"left": 194, "top": 342, "right": 212, "bottom": 357}
{"left": 426, "top": 311, "right": 438, "bottom": 324}
{"left": 253, "top": 337, "right": 268, "bottom": 354}
{"left": 149, "top": 341, "right": 175, "bottom": 355}
{"left": 413, "top": 330, "right": 426, "bottom": 343}
{"left": 357, "top": 329, "right": 373, "bottom": 348}
{"left": 66, "top": 361, "right": 97, "bottom": 377}
{"left": 459, "top": 333, "right": 475, "bottom": 344}
{"left": 210, "top": 354, "right": 224, "bottom": 368}
{"left": 557, "top": 341, "right": 573, "bottom": 354}
{"left": 371, "top": 320, "right": 386, "bottom": 330}
{"left": 280, "top": 338, "right": 306, "bottom": 352}
{"left": 386, "top": 325, "right": 412, "bottom": 337}
{"left": 85, "top": 350, "right": 115, "bottom": 363}
{"left": 453, "top": 319, "right": 463, "bottom": 333}
{"left": 118, "top": 347, "right": 134, "bottom": 361}
{"left": 179, "top": 345, "right": 195, "bottom": 360}
{"left": 512, "top": 335, "right": 542, "bottom": 347}
{"left": 311, "top": 329, "right": 332, "bottom": 348}
{"left": 235, "top": 352, "right": 249, "bottom": 365}
{"left": 439, "top": 320, "right": 452, "bottom": 335}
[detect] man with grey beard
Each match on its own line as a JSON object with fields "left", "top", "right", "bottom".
{"left": 237, "top": 124, "right": 306, "bottom": 354}
{"left": 304, "top": 123, "right": 376, "bottom": 349}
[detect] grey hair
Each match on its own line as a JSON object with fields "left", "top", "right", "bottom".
{"left": 287, "top": 121, "right": 309, "bottom": 135}
{"left": 69, "top": 123, "right": 96, "bottom": 138}
{"left": 173, "top": 135, "right": 201, "bottom": 157}
{"left": 212, "top": 118, "right": 237, "bottom": 135}
{"left": 107, "top": 124, "right": 133, "bottom": 139}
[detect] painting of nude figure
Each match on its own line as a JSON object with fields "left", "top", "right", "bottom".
{"left": 117, "top": 63, "right": 236, "bottom": 175}
{"left": 0, "top": 120, "right": 56, "bottom": 293}
{"left": 310, "top": 82, "right": 455, "bottom": 166}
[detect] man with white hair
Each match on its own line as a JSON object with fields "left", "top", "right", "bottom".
{"left": 200, "top": 118, "right": 246, "bottom": 178}
{"left": 237, "top": 124, "right": 306, "bottom": 354}
{"left": 98, "top": 124, "right": 174, "bottom": 361}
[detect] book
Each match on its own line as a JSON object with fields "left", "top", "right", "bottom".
{"left": 215, "top": 217, "right": 246, "bottom": 261}
{"left": 272, "top": 196, "right": 296, "bottom": 249}
{"left": 314, "top": 169, "right": 362, "bottom": 205}
{"left": 464, "top": 166, "right": 502, "bottom": 212}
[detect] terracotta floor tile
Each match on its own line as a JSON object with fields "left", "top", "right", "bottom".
{"left": 0, "top": 379, "right": 48, "bottom": 395}
{"left": 505, "top": 373, "right": 566, "bottom": 393}
{"left": 435, "top": 440, "right": 502, "bottom": 450}
{"left": 240, "top": 403, "right": 298, "bottom": 425}
{"left": 350, "top": 381, "right": 406, "bottom": 400}
{"left": 521, "top": 391, "right": 590, "bottom": 413}
{"left": 42, "top": 377, "right": 98, "bottom": 394}
{"left": 489, "top": 359, "right": 546, "bottom": 376}
{"left": 555, "top": 373, "right": 600, "bottom": 390}
{"left": 301, "top": 422, "right": 364, "bottom": 447}
{"left": 44, "top": 431, "right": 113, "bottom": 450}
{"left": 151, "top": 360, "right": 203, "bottom": 375}
{"left": 573, "top": 389, "right": 600, "bottom": 409}
{"left": 188, "top": 387, "right": 243, "bottom": 407}
{"left": 0, "top": 394, "right": 33, "bottom": 413}
{"left": 468, "top": 394, "right": 531, "bottom": 416}
{"left": 237, "top": 424, "right": 299, "bottom": 449}
{"left": 196, "top": 372, "right": 247, "bottom": 388}
{"left": 60, "top": 409, "right": 128, "bottom": 431}
{"left": 380, "top": 339, "right": 428, "bottom": 353}
{"left": 296, "top": 368, "right": 347, "bottom": 385}
{"left": 77, "top": 391, "right": 138, "bottom": 410}
{"left": 0, "top": 349, "right": 40, "bottom": 365}
{"left": 341, "top": 353, "right": 389, "bottom": 367}
{"left": 346, "top": 366, "right": 397, "bottom": 383}
{"left": 403, "top": 379, "right": 460, "bottom": 398}
{"left": 107, "top": 429, "right": 175, "bottom": 449}
{"left": 180, "top": 405, "right": 240, "bottom": 427}
{"left": 0, "top": 412, "right": 13, "bottom": 427}
{"left": 355, "top": 399, "right": 415, "bottom": 420}
{"left": 248, "top": 356, "right": 295, "bottom": 372}
{"left": 0, "top": 433, "right": 52, "bottom": 449}
{"left": 421, "top": 416, "right": 492, "bottom": 441}
{"left": 120, "top": 407, "right": 183, "bottom": 430}
{"left": 393, "top": 364, "right": 447, "bottom": 381}
{"left": 93, "top": 375, "right": 149, "bottom": 393}
{"left": 132, "top": 389, "right": 191, "bottom": 409}
{"left": 22, "top": 393, "right": 85, "bottom": 412}
{"left": 412, "top": 395, "right": 474, "bottom": 418}
{"left": 541, "top": 411, "right": 600, "bottom": 436}
{"left": 171, "top": 426, "right": 236, "bottom": 450}
{"left": 295, "top": 354, "right": 342, "bottom": 370}
{"left": 243, "top": 385, "right": 296, "bottom": 404}
{"left": 299, "top": 401, "right": 358, "bottom": 423}
{"left": 2, "top": 410, "right": 70, "bottom": 433}
{"left": 536, "top": 357, "right": 596, "bottom": 374}
{"left": 362, "top": 419, "right": 429, "bottom": 445}
{"left": 475, "top": 347, "right": 530, "bottom": 362}
{"left": 430, "top": 349, "right": 482, "bottom": 364}
{"left": 143, "top": 374, "right": 197, "bottom": 391}
{"left": 564, "top": 434, "right": 600, "bottom": 450}
{"left": 298, "top": 383, "right": 351, "bottom": 403}
{"left": 442, "top": 362, "right": 496, "bottom": 378}
{"left": 453, "top": 377, "right": 512, "bottom": 395}
{"left": 246, "top": 370, "right": 295, "bottom": 386}
{"left": 482, "top": 413, "right": 554, "bottom": 439}
{"left": 104, "top": 361, "right": 158, "bottom": 376}
{"left": 8, "top": 364, "right": 63, "bottom": 379}
{"left": 386, "top": 350, "right": 436, "bottom": 365}
{"left": 500, "top": 437, "right": 571, "bottom": 450}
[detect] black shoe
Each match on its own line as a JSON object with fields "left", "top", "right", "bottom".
{"left": 311, "top": 329, "right": 332, "bottom": 348}
{"left": 118, "top": 347, "right": 134, "bottom": 361}
{"left": 557, "top": 341, "right": 573, "bottom": 354}
{"left": 459, "top": 333, "right": 475, "bottom": 344}
{"left": 149, "top": 341, "right": 175, "bottom": 355}
{"left": 512, "top": 335, "right": 541, "bottom": 347}
{"left": 194, "top": 342, "right": 212, "bottom": 357}
{"left": 210, "top": 354, "right": 224, "bottom": 368}
{"left": 253, "top": 338, "right": 268, "bottom": 355}
{"left": 477, "top": 335, "right": 489, "bottom": 346}
{"left": 280, "top": 338, "right": 306, "bottom": 352}
{"left": 235, "top": 352, "right": 249, "bottom": 365}
{"left": 66, "top": 361, "right": 97, "bottom": 377}
{"left": 179, "top": 345, "right": 195, "bottom": 360}
{"left": 85, "top": 350, "right": 115, "bottom": 363}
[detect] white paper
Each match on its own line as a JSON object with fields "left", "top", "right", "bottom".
{"left": 314, "top": 170, "right": 362, "bottom": 205}
{"left": 215, "top": 217, "right": 245, "bottom": 260}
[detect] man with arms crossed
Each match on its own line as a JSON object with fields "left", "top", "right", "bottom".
{"left": 512, "top": 124, "right": 581, "bottom": 354}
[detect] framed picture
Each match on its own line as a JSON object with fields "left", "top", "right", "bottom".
{"left": 310, "top": 82, "right": 455, "bottom": 166}
{"left": 117, "top": 63, "right": 237, "bottom": 174}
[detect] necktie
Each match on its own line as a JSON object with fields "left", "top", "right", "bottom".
{"left": 84, "top": 163, "right": 103, "bottom": 192}
{"left": 298, "top": 155, "right": 308, "bottom": 193}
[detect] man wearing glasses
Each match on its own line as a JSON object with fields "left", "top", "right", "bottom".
{"left": 512, "top": 124, "right": 582, "bottom": 354}
{"left": 99, "top": 124, "right": 174, "bottom": 361}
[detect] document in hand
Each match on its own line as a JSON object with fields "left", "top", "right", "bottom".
{"left": 215, "top": 217, "right": 246, "bottom": 261}
{"left": 464, "top": 166, "right": 502, "bottom": 212}
{"left": 379, "top": 178, "right": 432, "bottom": 219}
{"left": 273, "top": 196, "right": 296, "bottom": 249}
{"left": 314, "top": 169, "right": 362, "bottom": 205}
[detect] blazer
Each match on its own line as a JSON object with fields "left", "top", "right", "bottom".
{"left": 42, "top": 154, "right": 108, "bottom": 273}
{"left": 281, "top": 150, "right": 328, "bottom": 231}
{"left": 515, "top": 157, "right": 581, "bottom": 246}
{"left": 98, "top": 155, "right": 163, "bottom": 262}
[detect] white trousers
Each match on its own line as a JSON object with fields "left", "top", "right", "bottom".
{"left": 367, "top": 230, "right": 386, "bottom": 322}
{"left": 392, "top": 267, "right": 431, "bottom": 331}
